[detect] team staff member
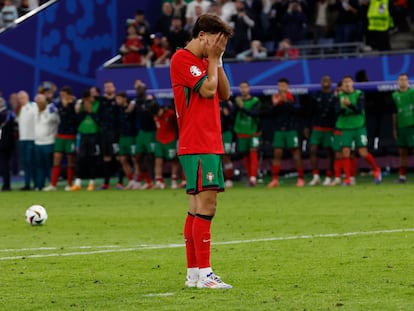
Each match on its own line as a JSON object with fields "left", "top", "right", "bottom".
{"left": 392, "top": 73, "right": 414, "bottom": 183}
{"left": 336, "top": 76, "right": 381, "bottom": 185}
{"left": 234, "top": 81, "right": 261, "bottom": 187}
{"left": 170, "top": 14, "right": 233, "bottom": 289}
{"left": 220, "top": 99, "right": 235, "bottom": 188}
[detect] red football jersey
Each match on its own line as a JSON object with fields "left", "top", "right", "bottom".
{"left": 154, "top": 108, "right": 177, "bottom": 144}
{"left": 170, "top": 49, "right": 224, "bottom": 155}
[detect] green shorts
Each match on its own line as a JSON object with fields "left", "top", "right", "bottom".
{"left": 155, "top": 140, "right": 177, "bottom": 160}
{"left": 310, "top": 129, "right": 333, "bottom": 149}
{"left": 136, "top": 130, "right": 156, "bottom": 154}
{"left": 339, "top": 127, "right": 368, "bottom": 149}
{"left": 222, "top": 131, "right": 235, "bottom": 154}
{"left": 272, "top": 130, "right": 299, "bottom": 149}
{"left": 179, "top": 154, "right": 224, "bottom": 194}
{"left": 237, "top": 136, "right": 260, "bottom": 153}
{"left": 119, "top": 136, "right": 136, "bottom": 156}
{"left": 332, "top": 130, "right": 342, "bottom": 152}
{"left": 396, "top": 127, "right": 414, "bottom": 148}
{"left": 54, "top": 137, "right": 76, "bottom": 154}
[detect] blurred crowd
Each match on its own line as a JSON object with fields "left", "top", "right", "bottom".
{"left": 119, "top": 0, "right": 414, "bottom": 66}
{"left": 0, "top": 0, "right": 50, "bottom": 28}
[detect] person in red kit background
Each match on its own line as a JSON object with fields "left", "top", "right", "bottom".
{"left": 149, "top": 101, "right": 181, "bottom": 189}
{"left": 170, "top": 14, "right": 233, "bottom": 289}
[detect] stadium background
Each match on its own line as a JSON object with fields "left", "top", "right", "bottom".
{"left": 0, "top": 0, "right": 413, "bottom": 168}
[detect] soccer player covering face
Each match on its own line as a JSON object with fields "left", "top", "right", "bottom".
{"left": 336, "top": 76, "right": 381, "bottom": 185}
{"left": 392, "top": 73, "right": 414, "bottom": 183}
{"left": 170, "top": 14, "right": 233, "bottom": 289}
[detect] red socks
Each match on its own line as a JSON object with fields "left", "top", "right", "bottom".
{"left": 334, "top": 159, "right": 343, "bottom": 178}
{"left": 400, "top": 167, "right": 407, "bottom": 177}
{"left": 343, "top": 157, "right": 351, "bottom": 181}
{"left": 67, "top": 166, "right": 74, "bottom": 186}
{"left": 272, "top": 164, "right": 280, "bottom": 179}
{"left": 51, "top": 166, "right": 61, "bottom": 186}
{"left": 249, "top": 150, "right": 258, "bottom": 178}
{"left": 184, "top": 214, "right": 213, "bottom": 269}
{"left": 192, "top": 215, "right": 212, "bottom": 269}
{"left": 243, "top": 155, "right": 250, "bottom": 178}
{"left": 184, "top": 213, "right": 197, "bottom": 268}
{"left": 365, "top": 152, "right": 378, "bottom": 170}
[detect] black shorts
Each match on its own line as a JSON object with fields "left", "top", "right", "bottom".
{"left": 100, "top": 131, "right": 117, "bottom": 156}
{"left": 78, "top": 134, "right": 100, "bottom": 158}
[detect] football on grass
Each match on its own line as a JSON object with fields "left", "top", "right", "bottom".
{"left": 25, "top": 205, "right": 48, "bottom": 226}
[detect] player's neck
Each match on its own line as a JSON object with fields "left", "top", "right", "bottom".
{"left": 185, "top": 39, "right": 203, "bottom": 59}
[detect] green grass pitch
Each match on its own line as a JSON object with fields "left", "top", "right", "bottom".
{"left": 1, "top": 176, "right": 414, "bottom": 310}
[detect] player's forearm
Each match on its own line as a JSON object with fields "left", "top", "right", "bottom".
{"left": 199, "top": 59, "right": 219, "bottom": 98}
{"left": 217, "top": 67, "right": 231, "bottom": 100}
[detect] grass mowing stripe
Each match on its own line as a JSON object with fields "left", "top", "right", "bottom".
{"left": 1, "top": 227, "right": 413, "bottom": 261}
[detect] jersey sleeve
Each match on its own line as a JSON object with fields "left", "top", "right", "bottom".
{"left": 171, "top": 51, "right": 207, "bottom": 92}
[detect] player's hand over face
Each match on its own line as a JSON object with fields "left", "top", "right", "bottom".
{"left": 205, "top": 33, "right": 227, "bottom": 60}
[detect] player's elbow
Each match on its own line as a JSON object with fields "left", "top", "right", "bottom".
{"left": 199, "top": 88, "right": 216, "bottom": 99}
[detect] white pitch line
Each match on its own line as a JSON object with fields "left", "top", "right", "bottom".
{"left": 1, "top": 228, "right": 413, "bottom": 261}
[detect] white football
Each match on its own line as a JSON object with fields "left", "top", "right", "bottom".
{"left": 25, "top": 205, "right": 48, "bottom": 226}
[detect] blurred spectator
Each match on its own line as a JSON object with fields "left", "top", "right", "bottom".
{"left": 236, "top": 39, "right": 268, "bottom": 61}
{"left": 230, "top": 0, "right": 256, "bottom": 55}
{"left": 1, "top": 0, "right": 18, "bottom": 28}
{"left": 244, "top": 0, "right": 265, "bottom": 41}
{"left": 120, "top": 23, "right": 148, "bottom": 65}
{"left": 393, "top": 0, "right": 409, "bottom": 32}
{"left": 184, "top": 3, "right": 204, "bottom": 32}
{"left": 18, "top": 0, "right": 30, "bottom": 17}
{"left": 266, "top": 0, "right": 287, "bottom": 49}
{"left": 0, "top": 97, "right": 15, "bottom": 191}
{"left": 146, "top": 32, "right": 171, "bottom": 66}
{"left": 167, "top": 16, "right": 190, "bottom": 55}
{"left": 218, "top": 0, "right": 237, "bottom": 24}
{"left": 185, "top": 0, "right": 211, "bottom": 30}
{"left": 366, "top": 0, "right": 394, "bottom": 51}
{"left": 311, "top": 0, "right": 336, "bottom": 43}
{"left": 133, "top": 9, "right": 151, "bottom": 44}
{"left": 275, "top": 38, "right": 300, "bottom": 59}
{"left": 16, "top": 90, "right": 37, "bottom": 190}
{"left": 334, "top": 0, "right": 360, "bottom": 44}
{"left": 90, "top": 86, "right": 101, "bottom": 98}
{"left": 34, "top": 93, "right": 59, "bottom": 191}
{"left": 171, "top": 0, "right": 187, "bottom": 25}
{"left": 155, "top": 2, "right": 173, "bottom": 36}
{"left": 8, "top": 92, "right": 19, "bottom": 113}
{"left": 280, "top": 0, "right": 308, "bottom": 44}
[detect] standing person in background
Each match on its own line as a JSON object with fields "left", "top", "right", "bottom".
{"left": 266, "top": 78, "right": 305, "bottom": 188}
{"left": 16, "top": 90, "right": 37, "bottom": 190}
{"left": 132, "top": 80, "right": 157, "bottom": 189}
{"left": 0, "top": 98, "right": 16, "bottom": 191}
{"left": 305, "top": 76, "right": 337, "bottom": 186}
{"left": 221, "top": 99, "right": 235, "bottom": 188}
{"left": 150, "top": 102, "right": 180, "bottom": 189}
{"left": 233, "top": 81, "right": 261, "bottom": 187}
{"left": 392, "top": 73, "right": 414, "bottom": 183}
{"left": 71, "top": 90, "right": 101, "bottom": 191}
{"left": 336, "top": 75, "right": 382, "bottom": 185}
{"left": 99, "top": 81, "right": 119, "bottom": 190}
{"left": 43, "top": 86, "right": 78, "bottom": 191}
{"left": 170, "top": 14, "right": 233, "bottom": 289}
{"left": 115, "top": 91, "right": 138, "bottom": 190}
{"left": 34, "top": 94, "right": 59, "bottom": 191}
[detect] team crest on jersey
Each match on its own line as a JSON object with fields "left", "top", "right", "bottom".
{"left": 190, "top": 65, "right": 202, "bottom": 77}
{"left": 206, "top": 172, "right": 214, "bottom": 183}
